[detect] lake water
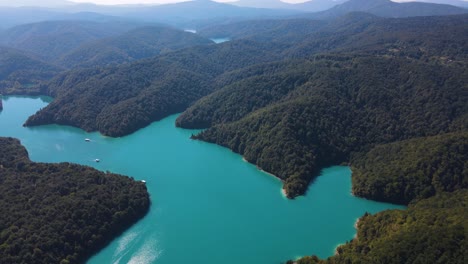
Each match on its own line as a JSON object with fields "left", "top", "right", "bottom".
{"left": 0, "top": 96, "right": 404, "bottom": 264}
{"left": 210, "top": 37, "right": 230, "bottom": 44}
{"left": 182, "top": 30, "right": 229, "bottom": 44}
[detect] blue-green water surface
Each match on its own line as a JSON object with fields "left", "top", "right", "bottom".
{"left": 210, "top": 37, "right": 231, "bottom": 44}
{"left": 0, "top": 96, "right": 404, "bottom": 264}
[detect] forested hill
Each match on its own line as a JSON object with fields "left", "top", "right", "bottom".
{"left": 24, "top": 40, "right": 285, "bottom": 137}
{"left": 288, "top": 13, "right": 468, "bottom": 62}
{"left": 186, "top": 55, "right": 467, "bottom": 198}
{"left": 291, "top": 190, "right": 468, "bottom": 264}
{"left": 57, "top": 26, "right": 214, "bottom": 68}
{"left": 309, "top": 0, "right": 468, "bottom": 19}
{"left": 0, "top": 20, "right": 142, "bottom": 60}
{"left": 0, "top": 46, "right": 61, "bottom": 95}
{"left": 351, "top": 132, "right": 468, "bottom": 205}
{"left": 24, "top": 14, "right": 468, "bottom": 138}
{"left": 200, "top": 13, "right": 468, "bottom": 64}
{"left": 0, "top": 21, "right": 217, "bottom": 93}
{"left": 0, "top": 137, "right": 150, "bottom": 263}
{"left": 198, "top": 19, "right": 328, "bottom": 43}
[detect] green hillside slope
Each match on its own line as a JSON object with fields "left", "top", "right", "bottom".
{"left": 0, "top": 137, "right": 150, "bottom": 264}
{"left": 57, "top": 26, "right": 214, "bottom": 68}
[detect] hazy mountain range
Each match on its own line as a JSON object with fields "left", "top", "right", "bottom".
{"left": 1, "top": 0, "right": 467, "bottom": 10}
{"left": 309, "top": 0, "right": 468, "bottom": 18}
{"left": 231, "top": 0, "right": 347, "bottom": 12}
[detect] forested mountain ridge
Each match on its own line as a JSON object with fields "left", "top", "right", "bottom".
{"left": 23, "top": 14, "right": 468, "bottom": 138}
{"left": 291, "top": 190, "right": 468, "bottom": 264}
{"left": 309, "top": 0, "right": 468, "bottom": 19}
{"left": 187, "top": 55, "right": 468, "bottom": 197}
{"left": 0, "top": 20, "right": 142, "bottom": 60}
{"left": 0, "top": 137, "right": 150, "bottom": 264}
{"left": 56, "top": 26, "right": 214, "bottom": 68}
{"left": 3, "top": 12, "right": 461, "bottom": 94}
{"left": 0, "top": 21, "right": 218, "bottom": 94}
{"left": 288, "top": 13, "right": 468, "bottom": 62}
{"left": 0, "top": 46, "right": 61, "bottom": 95}
{"left": 24, "top": 40, "right": 285, "bottom": 137}
{"left": 200, "top": 13, "right": 468, "bottom": 65}
{"left": 351, "top": 132, "right": 468, "bottom": 205}
{"left": 198, "top": 18, "right": 328, "bottom": 44}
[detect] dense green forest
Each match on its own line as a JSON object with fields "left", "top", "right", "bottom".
{"left": 288, "top": 13, "right": 468, "bottom": 63}
{"left": 185, "top": 55, "right": 467, "bottom": 197}
{"left": 200, "top": 11, "right": 468, "bottom": 57}
{"left": 199, "top": 18, "right": 328, "bottom": 43}
{"left": 24, "top": 14, "right": 468, "bottom": 140}
{"left": 288, "top": 190, "right": 467, "bottom": 264}
{"left": 56, "top": 26, "right": 214, "bottom": 68}
{"left": 0, "top": 20, "right": 143, "bottom": 61}
{"left": 200, "top": 13, "right": 468, "bottom": 64}
{"left": 1, "top": 3, "right": 467, "bottom": 264}
{"left": 0, "top": 22, "right": 217, "bottom": 95}
{"left": 351, "top": 132, "right": 468, "bottom": 205}
{"left": 24, "top": 40, "right": 285, "bottom": 136}
{"left": 308, "top": 0, "right": 467, "bottom": 19}
{"left": 0, "top": 137, "right": 150, "bottom": 264}
{"left": 0, "top": 47, "right": 62, "bottom": 95}
{"left": 21, "top": 14, "right": 468, "bottom": 198}
{"left": 0, "top": 21, "right": 215, "bottom": 69}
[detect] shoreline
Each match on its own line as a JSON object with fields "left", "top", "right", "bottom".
{"left": 354, "top": 218, "right": 360, "bottom": 239}
{"left": 242, "top": 156, "right": 288, "bottom": 198}
{"left": 334, "top": 217, "right": 361, "bottom": 255}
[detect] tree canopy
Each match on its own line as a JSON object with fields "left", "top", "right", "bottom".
{"left": 0, "top": 137, "right": 150, "bottom": 264}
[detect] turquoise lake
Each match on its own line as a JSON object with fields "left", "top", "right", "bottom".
{"left": 210, "top": 37, "right": 231, "bottom": 44}
{"left": 0, "top": 96, "right": 404, "bottom": 264}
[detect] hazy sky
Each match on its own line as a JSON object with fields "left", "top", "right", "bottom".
{"left": 69, "top": 0, "right": 317, "bottom": 5}
{"left": 69, "top": 0, "right": 468, "bottom": 5}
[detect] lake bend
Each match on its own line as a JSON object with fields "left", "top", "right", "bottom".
{"left": 0, "top": 96, "right": 405, "bottom": 264}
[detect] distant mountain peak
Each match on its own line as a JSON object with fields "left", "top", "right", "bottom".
{"left": 232, "top": 0, "right": 347, "bottom": 12}
{"left": 342, "top": 0, "right": 391, "bottom": 9}
{"left": 313, "top": 0, "right": 468, "bottom": 18}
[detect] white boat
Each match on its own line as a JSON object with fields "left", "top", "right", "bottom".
{"left": 94, "top": 159, "right": 100, "bottom": 163}
{"left": 141, "top": 180, "right": 146, "bottom": 183}
{"left": 85, "top": 138, "right": 91, "bottom": 142}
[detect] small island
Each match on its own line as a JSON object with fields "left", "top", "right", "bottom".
{"left": 0, "top": 137, "right": 150, "bottom": 264}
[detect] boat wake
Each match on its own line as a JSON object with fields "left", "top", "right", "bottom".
{"left": 112, "top": 231, "right": 139, "bottom": 263}
{"left": 111, "top": 229, "right": 162, "bottom": 264}
{"left": 127, "top": 238, "right": 162, "bottom": 264}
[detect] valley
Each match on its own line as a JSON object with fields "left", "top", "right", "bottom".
{"left": 0, "top": 0, "right": 466, "bottom": 263}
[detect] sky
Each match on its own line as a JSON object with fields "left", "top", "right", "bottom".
{"left": 69, "top": 0, "right": 319, "bottom": 5}
{"left": 68, "top": 0, "right": 468, "bottom": 5}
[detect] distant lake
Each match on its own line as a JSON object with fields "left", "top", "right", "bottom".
{"left": 0, "top": 96, "right": 404, "bottom": 264}
{"left": 210, "top": 37, "right": 231, "bottom": 44}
